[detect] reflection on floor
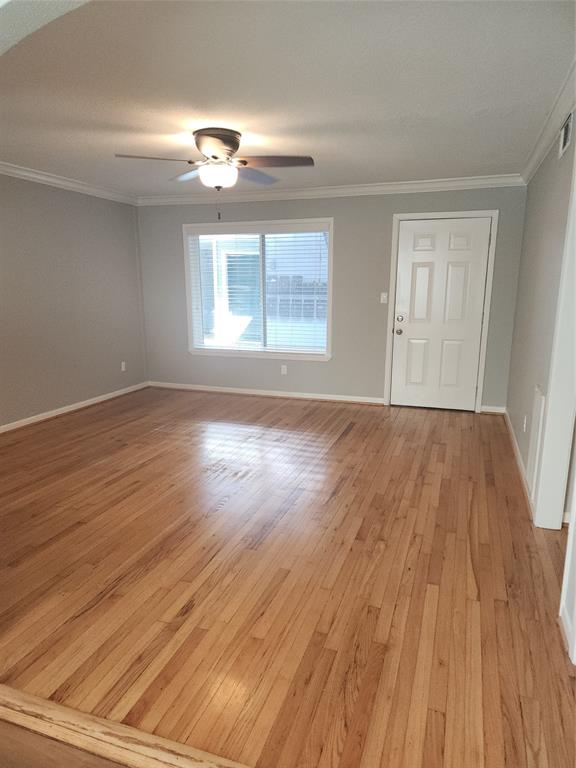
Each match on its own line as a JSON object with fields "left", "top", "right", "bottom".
{"left": 0, "top": 388, "right": 573, "bottom": 767}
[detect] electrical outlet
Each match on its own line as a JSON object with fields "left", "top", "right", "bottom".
{"left": 121, "top": 361, "right": 127, "bottom": 372}
{"left": 380, "top": 292, "right": 388, "bottom": 304}
{"left": 280, "top": 364, "right": 287, "bottom": 375}
{"left": 523, "top": 415, "right": 527, "bottom": 433}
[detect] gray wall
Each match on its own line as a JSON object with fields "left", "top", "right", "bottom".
{"left": 0, "top": 175, "right": 146, "bottom": 425}
{"left": 138, "top": 186, "right": 526, "bottom": 405}
{"left": 507, "top": 138, "right": 575, "bottom": 462}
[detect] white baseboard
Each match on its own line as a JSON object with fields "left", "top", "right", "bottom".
{"left": 503, "top": 409, "right": 534, "bottom": 518}
{"left": 0, "top": 383, "right": 149, "bottom": 434}
{"left": 0, "top": 383, "right": 505, "bottom": 433}
{"left": 559, "top": 603, "right": 576, "bottom": 665}
{"left": 147, "top": 381, "right": 387, "bottom": 405}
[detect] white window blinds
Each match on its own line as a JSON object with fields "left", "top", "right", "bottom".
{"left": 185, "top": 221, "right": 331, "bottom": 358}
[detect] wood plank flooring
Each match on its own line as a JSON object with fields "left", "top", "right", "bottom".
{"left": 0, "top": 388, "right": 573, "bottom": 767}
{"left": 0, "top": 719, "right": 126, "bottom": 768}
{"left": 0, "top": 684, "right": 247, "bottom": 768}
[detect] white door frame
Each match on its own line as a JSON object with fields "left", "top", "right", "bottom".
{"left": 557, "top": 151, "right": 575, "bottom": 658}
{"left": 560, "top": 425, "right": 576, "bottom": 662}
{"left": 383, "top": 210, "right": 499, "bottom": 412}
{"left": 535, "top": 150, "right": 576, "bottom": 530}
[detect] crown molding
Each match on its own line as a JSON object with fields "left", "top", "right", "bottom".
{"left": 135, "top": 173, "right": 525, "bottom": 206}
{"left": 0, "top": 161, "right": 137, "bottom": 205}
{"left": 0, "top": 161, "right": 525, "bottom": 207}
{"left": 522, "top": 58, "right": 576, "bottom": 183}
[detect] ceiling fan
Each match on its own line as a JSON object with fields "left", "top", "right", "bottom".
{"left": 115, "top": 127, "right": 314, "bottom": 190}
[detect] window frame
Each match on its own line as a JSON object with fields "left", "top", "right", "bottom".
{"left": 182, "top": 218, "right": 334, "bottom": 361}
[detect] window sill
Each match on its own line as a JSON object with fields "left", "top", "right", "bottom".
{"left": 188, "top": 347, "right": 332, "bottom": 362}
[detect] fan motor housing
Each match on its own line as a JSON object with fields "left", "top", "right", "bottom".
{"left": 193, "top": 127, "right": 241, "bottom": 161}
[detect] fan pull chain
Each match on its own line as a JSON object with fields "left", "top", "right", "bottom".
{"left": 215, "top": 191, "right": 223, "bottom": 222}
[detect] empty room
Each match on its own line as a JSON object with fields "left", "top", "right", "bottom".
{"left": 1, "top": 2, "right": 575, "bottom": 767}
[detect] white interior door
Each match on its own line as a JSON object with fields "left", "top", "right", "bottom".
{"left": 390, "top": 217, "right": 492, "bottom": 410}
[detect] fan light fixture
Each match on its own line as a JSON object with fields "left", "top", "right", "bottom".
{"left": 115, "top": 127, "right": 315, "bottom": 189}
{"left": 198, "top": 163, "right": 238, "bottom": 189}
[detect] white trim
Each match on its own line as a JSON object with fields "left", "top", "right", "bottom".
{"left": 0, "top": 161, "right": 136, "bottom": 205}
{"left": 182, "top": 218, "right": 334, "bottom": 235}
{"left": 383, "top": 210, "right": 499, "bottom": 412}
{"left": 383, "top": 215, "right": 400, "bottom": 405}
{"left": 503, "top": 409, "right": 535, "bottom": 517}
{"left": 532, "top": 149, "right": 576, "bottom": 530}
{"left": 522, "top": 58, "right": 576, "bottom": 183}
{"left": 0, "top": 383, "right": 148, "bottom": 434}
{"left": 0, "top": 163, "right": 525, "bottom": 206}
{"left": 526, "top": 386, "right": 546, "bottom": 501}
{"left": 480, "top": 405, "right": 507, "bottom": 414}
{"left": 182, "top": 218, "right": 333, "bottom": 361}
{"left": 559, "top": 603, "right": 575, "bottom": 665}
{"left": 560, "top": 456, "right": 576, "bottom": 662}
{"left": 136, "top": 174, "right": 524, "bottom": 206}
{"left": 186, "top": 348, "right": 331, "bottom": 362}
{"left": 148, "top": 381, "right": 386, "bottom": 405}
{"left": 475, "top": 213, "right": 498, "bottom": 411}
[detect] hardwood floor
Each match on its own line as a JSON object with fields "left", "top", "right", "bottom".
{"left": 0, "top": 719, "right": 126, "bottom": 768}
{"left": 0, "top": 684, "right": 247, "bottom": 768}
{"left": 0, "top": 388, "right": 573, "bottom": 767}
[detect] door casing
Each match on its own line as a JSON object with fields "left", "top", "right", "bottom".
{"left": 383, "top": 210, "right": 499, "bottom": 412}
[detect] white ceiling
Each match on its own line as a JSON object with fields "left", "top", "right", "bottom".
{"left": 0, "top": 1, "right": 574, "bottom": 199}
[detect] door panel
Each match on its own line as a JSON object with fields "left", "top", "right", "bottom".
{"left": 390, "top": 217, "right": 491, "bottom": 411}
{"left": 406, "top": 339, "right": 429, "bottom": 385}
{"left": 410, "top": 263, "right": 434, "bottom": 321}
{"left": 440, "top": 339, "right": 463, "bottom": 387}
{"left": 444, "top": 262, "right": 469, "bottom": 322}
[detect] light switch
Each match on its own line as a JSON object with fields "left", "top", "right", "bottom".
{"left": 380, "top": 292, "right": 388, "bottom": 304}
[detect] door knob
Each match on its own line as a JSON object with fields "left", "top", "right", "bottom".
{"left": 395, "top": 328, "right": 403, "bottom": 335}
{"left": 396, "top": 314, "right": 404, "bottom": 322}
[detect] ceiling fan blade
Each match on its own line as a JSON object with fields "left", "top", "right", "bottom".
{"left": 239, "top": 167, "right": 278, "bottom": 185}
{"left": 173, "top": 169, "right": 201, "bottom": 182}
{"left": 237, "top": 155, "right": 314, "bottom": 168}
{"left": 115, "top": 153, "right": 193, "bottom": 162}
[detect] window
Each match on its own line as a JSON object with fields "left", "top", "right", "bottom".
{"left": 184, "top": 219, "right": 332, "bottom": 359}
